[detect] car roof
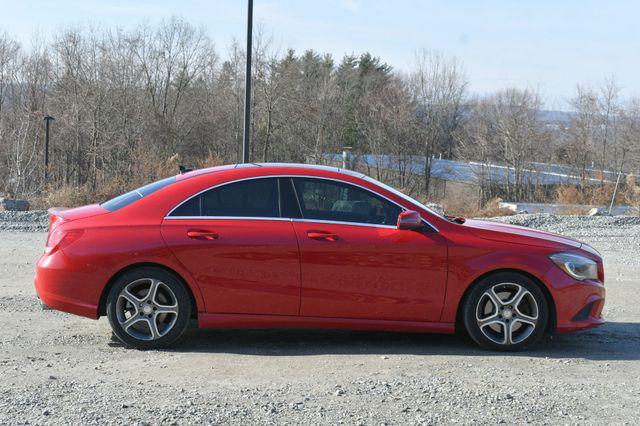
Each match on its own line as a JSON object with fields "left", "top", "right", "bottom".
{"left": 176, "top": 162, "right": 366, "bottom": 181}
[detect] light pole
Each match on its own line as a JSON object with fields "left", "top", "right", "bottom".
{"left": 43, "top": 115, "right": 55, "bottom": 181}
{"left": 242, "top": 0, "right": 254, "bottom": 163}
{"left": 342, "top": 146, "right": 352, "bottom": 169}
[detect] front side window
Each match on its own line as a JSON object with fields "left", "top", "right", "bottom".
{"left": 292, "top": 178, "right": 401, "bottom": 226}
{"left": 363, "top": 175, "right": 445, "bottom": 220}
{"left": 170, "top": 178, "right": 280, "bottom": 218}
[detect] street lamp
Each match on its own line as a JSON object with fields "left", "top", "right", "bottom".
{"left": 242, "top": 0, "right": 253, "bottom": 163}
{"left": 43, "top": 115, "right": 55, "bottom": 181}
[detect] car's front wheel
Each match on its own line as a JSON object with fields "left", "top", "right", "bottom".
{"left": 463, "top": 272, "right": 548, "bottom": 351}
{"left": 106, "top": 267, "right": 191, "bottom": 350}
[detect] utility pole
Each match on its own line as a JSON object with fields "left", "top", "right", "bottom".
{"left": 242, "top": 0, "right": 253, "bottom": 163}
{"left": 608, "top": 171, "right": 622, "bottom": 215}
{"left": 43, "top": 115, "right": 55, "bottom": 181}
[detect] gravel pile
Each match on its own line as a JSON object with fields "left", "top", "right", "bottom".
{"left": 0, "top": 210, "right": 49, "bottom": 232}
{"left": 489, "top": 213, "right": 640, "bottom": 232}
{"left": 487, "top": 214, "right": 640, "bottom": 266}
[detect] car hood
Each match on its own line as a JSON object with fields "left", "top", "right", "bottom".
{"left": 462, "top": 219, "right": 582, "bottom": 250}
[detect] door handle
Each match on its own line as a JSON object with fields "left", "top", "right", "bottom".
{"left": 307, "top": 230, "right": 339, "bottom": 241}
{"left": 187, "top": 229, "right": 219, "bottom": 240}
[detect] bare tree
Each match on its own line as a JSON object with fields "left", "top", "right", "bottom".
{"left": 1, "top": 20, "right": 639, "bottom": 210}
{"left": 410, "top": 50, "right": 467, "bottom": 195}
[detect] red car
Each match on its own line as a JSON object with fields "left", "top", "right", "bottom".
{"left": 35, "top": 164, "right": 605, "bottom": 351}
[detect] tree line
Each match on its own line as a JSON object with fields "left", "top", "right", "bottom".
{"left": 0, "top": 17, "right": 638, "bottom": 208}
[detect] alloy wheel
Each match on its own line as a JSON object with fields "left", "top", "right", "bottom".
{"left": 115, "top": 278, "right": 179, "bottom": 341}
{"left": 475, "top": 282, "right": 539, "bottom": 346}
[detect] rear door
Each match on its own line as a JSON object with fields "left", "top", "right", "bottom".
{"left": 161, "top": 177, "right": 301, "bottom": 315}
{"left": 289, "top": 177, "right": 447, "bottom": 322}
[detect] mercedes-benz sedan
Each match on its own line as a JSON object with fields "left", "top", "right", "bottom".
{"left": 35, "top": 163, "right": 605, "bottom": 351}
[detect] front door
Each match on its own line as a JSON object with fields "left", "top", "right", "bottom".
{"left": 161, "top": 177, "right": 300, "bottom": 315}
{"left": 290, "top": 177, "right": 447, "bottom": 322}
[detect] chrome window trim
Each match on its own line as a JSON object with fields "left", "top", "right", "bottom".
{"left": 165, "top": 174, "right": 439, "bottom": 232}
{"left": 292, "top": 218, "right": 398, "bottom": 229}
{"left": 164, "top": 215, "right": 398, "bottom": 230}
{"left": 164, "top": 216, "right": 291, "bottom": 222}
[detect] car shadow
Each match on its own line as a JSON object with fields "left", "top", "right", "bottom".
{"left": 158, "top": 321, "right": 640, "bottom": 361}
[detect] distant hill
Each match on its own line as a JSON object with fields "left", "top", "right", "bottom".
{"left": 536, "top": 109, "right": 573, "bottom": 124}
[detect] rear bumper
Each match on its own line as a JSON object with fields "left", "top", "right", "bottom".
{"left": 34, "top": 250, "right": 100, "bottom": 319}
{"left": 544, "top": 266, "right": 605, "bottom": 333}
{"left": 36, "top": 294, "right": 53, "bottom": 310}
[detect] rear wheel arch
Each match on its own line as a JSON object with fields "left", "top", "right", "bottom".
{"left": 454, "top": 268, "right": 557, "bottom": 335}
{"left": 98, "top": 263, "right": 199, "bottom": 319}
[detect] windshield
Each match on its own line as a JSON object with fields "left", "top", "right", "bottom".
{"left": 363, "top": 176, "right": 445, "bottom": 220}
{"left": 101, "top": 176, "right": 176, "bottom": 211}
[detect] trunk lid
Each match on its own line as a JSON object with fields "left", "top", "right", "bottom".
{"left": 47, "top": 204, "right": 109, "bottom": 231}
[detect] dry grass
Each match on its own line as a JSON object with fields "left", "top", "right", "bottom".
{"left": 441, "top": 196, "right": 513, "bottom": 218}
{"left": 439, "top": 197, "right": 471, "bottom": 217}
{"left": 555, "top": 183, "right": 626, "bottom": 207}
{"left": 624, "top": 174, "right": 640, "bottom": 215}
{"left": 476, "top": 198, "right": 515, "bottom": 217}
{"left": 558, "top": 205, "right": 592, "bottom": 215}
{"left": 31, "top": 151, "right": 228, "bottom": 209}
{"left": 30, "top": 163, "right": 639, "bottom": 217}
{"left": 555, "top": 186, "right": 584, "bottom": 205}
{"left": 196, "top": 150, "right": 224, "bottom": 169}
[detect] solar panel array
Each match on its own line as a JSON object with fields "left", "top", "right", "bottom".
{"left": 324, "top": 154, "right": 627, "bottom": 187}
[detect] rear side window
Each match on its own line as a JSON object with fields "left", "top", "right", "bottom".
{"left": 170, "top": 178, "right": 281, "bottom": 218}
{"left": 102, "top": 177, "right": 176, "bottom": 212}
{"left": 292, "top": 177, "right": 401, "bottom": 226}
{"left": 203, "top": 178, "right": 279, "bottom": 217}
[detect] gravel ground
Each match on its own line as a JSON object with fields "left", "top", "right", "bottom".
{"left": 0, "top": 210, "right": 48, "bottom": 232}
{"left": 1, "top": 214, "right": 639, "bottom": 424}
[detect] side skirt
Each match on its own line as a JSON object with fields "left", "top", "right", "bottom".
{"left": 198, "top": 313, "right": 455, "bottom": 334}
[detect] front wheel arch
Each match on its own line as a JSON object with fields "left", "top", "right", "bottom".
{"left": 98, "top": 262, "right": 198, "bottom": 319}
{"left": 454, "top": 268, "right": 557, "bottom": 335}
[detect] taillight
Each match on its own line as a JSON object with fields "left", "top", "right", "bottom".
{"left": 49, "top": 214, "right": 58, "bottom": 231}
{"left": 597, "top": 263, "right": 605, "bottom": 283}
{"left": 45, "top": 228, "right": 84, "bottom": 254}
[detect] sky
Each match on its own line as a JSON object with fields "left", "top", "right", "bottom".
{"left": 1, "top": 0, "right": 639, "bottom": 109}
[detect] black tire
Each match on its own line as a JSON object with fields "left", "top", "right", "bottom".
{"left": 463, "top": 271, "right": 548, "bottom": 351}
{"left": 106, "top": 266, "right": 191, "bottom": 350}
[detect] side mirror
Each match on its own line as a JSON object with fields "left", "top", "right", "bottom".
{"left": 397, "top": 210, "right": 423, "bottom": 230}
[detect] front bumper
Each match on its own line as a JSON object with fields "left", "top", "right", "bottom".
{"left": 543, "top": 265, "right": 605, "bottom": 333}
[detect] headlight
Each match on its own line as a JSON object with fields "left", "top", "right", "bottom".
{"left": 549, "top": 252, "right": 598, "bottom": 281}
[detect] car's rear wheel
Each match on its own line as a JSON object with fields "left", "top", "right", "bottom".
{"left": 106, "top": 267, "right": 191, "bottom": 350}
{"left": 463, "top": 272, "right": 548, "bottom": 351}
